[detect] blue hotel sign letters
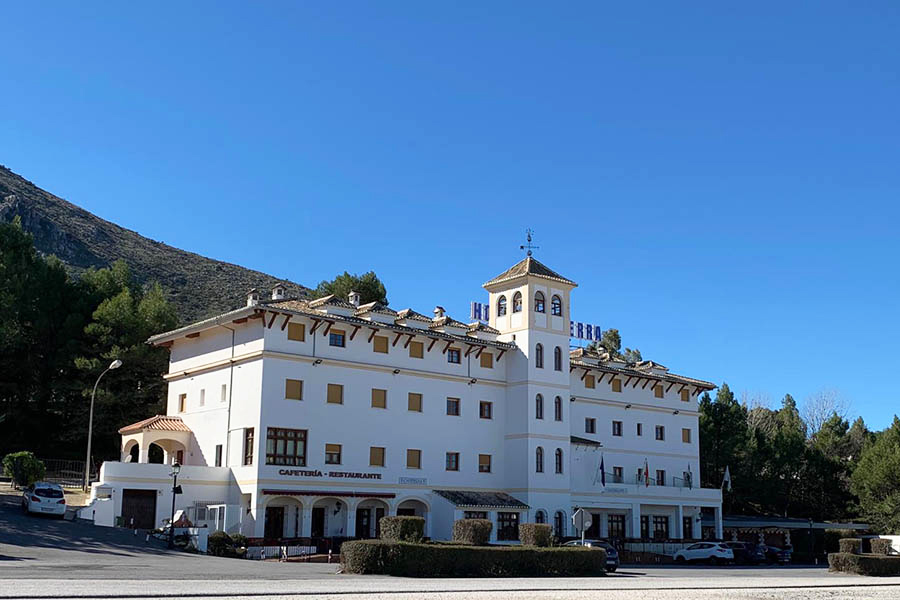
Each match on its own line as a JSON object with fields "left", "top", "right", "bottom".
{"left": 470, "top": 301, "right": 600, "bottom": 341}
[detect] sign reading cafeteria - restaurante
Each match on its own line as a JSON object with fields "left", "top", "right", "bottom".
{"left": 278, "top": 468, "right": 382, "bottom": 480}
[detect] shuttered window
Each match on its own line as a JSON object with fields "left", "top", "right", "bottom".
{"left": 327, "top": 384, "right": 343, "bottom": 404}
{"left": 480, "top": 352, "right": 493, "bottom": 369}
{"left": 373, "top": 335, "right": 389, "bottom": 353}
{"left": 584, "top": 375, "right": 595, "bottom": 389}
{"left": 370, "top": 446, "right": 385, "bottom": 467}
{"left": 285, "top": 379, "right": 303, "bottom": 400}
{"left": 406, "top": 449, "right": 421, "bottom": 469}
{"left": 408, "top": 393, "right": 423, "bottom": 412}
{"left": 371, "top": 388, "right": 387, "bottom": 409}
{"left": 287, "top": 323, "right": 305, "bottom": 341}
{"left": 409, "top": 341, "right": 424, "bottom": 359}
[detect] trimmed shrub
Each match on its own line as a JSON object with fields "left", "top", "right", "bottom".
{"left": 824, "top": 529, "right": 856, "bottom": 553}
{"left": 870, "top": 539, "right": 893, "bottom": 556}
{"left": 519, "top": 523, "right": 552, "bottom": 547}
{"left": 839, "top": 538, "right": 862, "bottom": 554}
{"left": 829, "top": 553, "right": 900, "bottom": 576}
{"left": 2, "top": 451, "right": 47, "bottom": 488}
{"left": 452, "top": 519, "right": 492, "bottom": 546}
{"left": 207, "top": 531, "right": 234, "bottom": 556}
{"left": 231, "top": 534, "right": 249, "bottom": 549}
{"left": 380, "top": 516, "right": 425, "bottom": 543}
{"left": 341, "top": 540, "right": 606, "bottom": 577}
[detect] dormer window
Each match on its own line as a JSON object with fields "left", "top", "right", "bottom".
{"left": 512, "top": 292, "right": 523, "bottom": 313}
{"left": 534, "top": 291, "right": 545, "bottom": 313}
{"left": 551, "top": 295, "right": 562, "bottom": 316}
{"left": 497, "top": 295, "right": 507, "bottom": 317}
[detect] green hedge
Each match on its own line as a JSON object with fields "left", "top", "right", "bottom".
{"left": 2, "top": 451, "right": 46, "bottom": 487}
{"left": 452, "top": 519, "right": 492, "bottom": 545}
{"left": 380, "top": 516, "right": 424, "bottom": 543}
{"left": 341, "top": 540, "right": 606, "bottom": 577}
{"left": 870, "top": 539, "right": 893, "bottom": 555}
{"left": 207, "top": 531, "right": 246, "bottom": 558}
{"left": 838, "top": 538, "right": 861, "bottom": 554}
{"left": 828, "top": 553, "right": 900, "bottom": 576}
{"left": 824, "top": 529, "right": 856, "bottom": 553}
{"left": 519, "top": 523, "right": 552, "bottom": 547}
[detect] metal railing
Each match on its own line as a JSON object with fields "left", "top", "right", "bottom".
{"left": 40, "top": 458, "right": 96, "bottom": 488}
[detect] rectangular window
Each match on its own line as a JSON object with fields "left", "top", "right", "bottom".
{"left": 584, "top": 375, "right": 595, "bottom": 389}
{"left": 327, "top": 383, "right": 343, "bottom": 404}
{"left": 478, "top": 453, "right": 492, "bottom": 473}
{"left": 612, "top": 379, "right": 622, "bottom": 393}
{"left": 585, "top": 418, "right": 596, "bottom": 434}
{"left": 656, "top": 469, "right": 666, "bottom": 486}
{"left": 608, "top": 514, "right": 626, "bottom": 538}
{"left": 371, "top": 388, "right": 387, "bottom": 408}
{"left": 264, "top": 427, "right": 306, "bottom": 466}
{"left": 445, "top": 452, "right": 459, "bottom": 471}
{"left": 243, "top": 428, "right": 254, "bottom": 466}
{"left": 408, "top": 392, "right": 423, "bottom": 412}
{"left": 464, "top": 511, "right": 487, "bottom": 520}
{"left": 497, "top": 512, "right": 519, "bottom": 541}
{"left": 655, "top": 425, "right": 665, "bottom": 441}
{"left": 373, "top": 335, "right": 389, "bottom": 354}
{"left": 640, "top": 515, "right": 650, "bottom": 539}
{"left": 325, "top": 443, "right": 342, "bottom": 465}
{"left": 479, "top": 401, "right": 493, "bottom": 419}
{"left": 221, "top": 384, "right": 227, "bottom": 403}
{"left": 406, "top": 449, "right": 421, "bottom": 469}
{"left": 682, "top": 428, "right": 691, "bottom": 443}
{"left": 612, "top": 466, "right": 623, "bottom": 482}
{"left": 653, "top": 515, "right": 670, "bottom": 539}
{"left": 199, "top": 389, "right": 205, "bottom": 407}
{"left": 178, "top": 393, "right": 187, "bottom": 412}
{"left": 446, "top": 397, "right": 460, "bottom": 416}
{"left": 287, "top": 322, "right": 306, "bottom": 341}
{"left": 681, "top": 388, "right": 690, "bottom": 402}
{"left": 636, "top": 423, "right": 643, "bottom": 436}
{"left": 285, "top": 379, "right": 303, "bottom": 400}
{"left": 447, "top": 348, "right": 461, "bottom": 364}
{"left": 215, "top": 444, "right": 223, "bottom": 467}
{"left": 480, "top": 352, "right": 493, "bottom": 369}
{"left": 329, "top": 329, "right": 346, "bottom": 347}
{"left": 369, "top": 446, "right": 385, "bottom": 467}
{"left": 409, "top": 340, "right": 424, "bottom": 359}
{"left": 612, "top": 421, "right": 623, "bottom": 436}
{"left": 654, "top": 385, "right": 664, "bottom": 398}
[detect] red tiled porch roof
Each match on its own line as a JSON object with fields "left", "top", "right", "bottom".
{"left": 118, "top": 415, "right": 192, "bottom": 435}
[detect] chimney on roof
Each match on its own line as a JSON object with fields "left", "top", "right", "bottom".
{"left": 348, "top": 290, "right": 361, "bottom": 307}
{"left": 272, "top": 283, "right": 286, "bottom": 301}
{"left": 433, "top": 306, "right": 445, "bottom": 319}
{"left": 247, "top": 288, "right": 260, "bottom": 307}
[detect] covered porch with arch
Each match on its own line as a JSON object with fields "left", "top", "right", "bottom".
{"left": 258, "top": 490, "right": 399, "bottom": 540}
{"left": 118, "top": 415, "right": 193, "bottom": 465}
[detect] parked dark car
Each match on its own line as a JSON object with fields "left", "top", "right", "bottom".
{"left": 763, "top": 545, "right": 792, "bottom": 564}
{"left": 563, "top": 539, "right": 620, "bottom": 572}
{"left": 723, "top": 541, "right": 765, "bottom": 565}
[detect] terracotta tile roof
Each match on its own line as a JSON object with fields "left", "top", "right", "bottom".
{"left": 118, "top": 415, "right": 192, "bottom": 435}
{"left": 484, "top": 257, "right": 577, "bottom": 288}
{"left": 394, "top": 309, "right": 432, "bottom": 323}
{"left": 429, "top": 316, "right": 469, "bottom": 330}
{"left": 354, "top": 301, "right": 398, "bottom": 317}
{"left": 433, "top": 489, "right": 529, "bottom": 509}
{"left": 467, "top": 322, "right": 500, "bottom": 334}
{"left": 569, "top": 358, "right": 716, "bottom": 391}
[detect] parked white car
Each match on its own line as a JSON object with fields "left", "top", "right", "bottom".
{"left": 21, "top": 482, "right": 67, "bottom": 517}
{"left": 673, "top": 542, "right": 734, "bottom": 565}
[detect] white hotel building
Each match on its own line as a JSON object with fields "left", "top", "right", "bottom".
{"left": 92, "top": 257, "right": 724, "bottom": 544}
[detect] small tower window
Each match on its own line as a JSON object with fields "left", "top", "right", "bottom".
{"left": 553, "top": 346, "right": 562, "bottom": 371}
{"left": 535, "top": 394, "right": 544, "bottom": 419}
{"left": 497, "top": 295, "right": 507, "bottom": 317}
{"left": 536, "top": 447, "right": 544, "bottom": 473}
{"left": 551, "top": 295, "right": 562, "bottom": 316}
{"left": 512, "top": 291, "right": 523, "bottom": 313}
{"left": 534, "top": 291, "right": 545, "bottom": 313}
{"left": 535, "top": 344, "right": 544, "bottom": 368}
{"left": 554, "top": 396, "right": 563, "bottom": 421}
{"left": 555, "top": 448, "right": 564, "bottom": 474}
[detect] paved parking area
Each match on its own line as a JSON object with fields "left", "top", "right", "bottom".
{"left": 3, "top": 489, "right": 900, "bottom": 599}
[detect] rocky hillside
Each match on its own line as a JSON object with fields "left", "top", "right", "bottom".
{"left": 0, "top": 165, "right": 308, "bottom": 323}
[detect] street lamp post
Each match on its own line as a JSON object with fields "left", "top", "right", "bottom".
{"left": 83, "top": 359, "right": 122, "bottom": 491}
{"left": 168, "top": 462, "right": 181, "bottom": 549}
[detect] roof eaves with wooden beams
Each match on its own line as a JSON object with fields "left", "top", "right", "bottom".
{"left": 569, "top": 359, "right": 716, "bottom": 395}
{"left": 483, "top": 256, "right": 578, "bottom": 288}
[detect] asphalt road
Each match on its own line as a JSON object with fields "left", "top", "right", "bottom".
{"left": 3, "top": 488, "right": 900, "bottom": 599}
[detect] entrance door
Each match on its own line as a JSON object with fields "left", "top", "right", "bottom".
{"left": 683, "top": 516, "right": 694, "bottom": 539}
{"left": 375, "top": 507, "right": 385, "bottom": 538}
{"left": 355, "top": 508, "right": 372, "bottom": 538}
{"left": 311, "top": 507, "right": 325, "bottom": 537}
{"left": 121, "top": 489, "right": 157, "bottom": 529}
{"left": 264, "top": 506, "right": 285, "bottom": 540}
{"left": 587, "top": 513, "right": 601, "bottom": 538}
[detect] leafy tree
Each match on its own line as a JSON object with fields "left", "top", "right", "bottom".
{"left": 313, "top": 271, "right": 388, "bottom": 305}
{"left": 699, "top": 383, "right": 748, "bottom": 494}
{"left": 623, "top": 347, "right": 643, "bottom": 363}
{"left": 851, "top": 416, "right": 900, "bottom": 534}
{"left": 585, "top": 328, "right": 642, "bottom": 363}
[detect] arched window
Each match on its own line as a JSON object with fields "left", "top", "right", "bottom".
{"left": 497, "top": 295, "right": 507, "bottom": 317}
{"left": 535, "top": 394, "right": 544, "bottom": 419}
{"left": 535, "top": 510, "right": 547, "bottom": 524}
{"left": 554, "top": 396, "right": 562, "bottom": 421}
{"left": 554, "top": 511, "right": 565, "bottom": 537}
{"left": 535, "top": 344, "right": 544, "bottom": 368}
{"left": 536, "top": 447, "right": 544, "bottom": 473}
{"left": 553, "top": 346, "right": 562, "bottom": 371}
{"left": 512, "top": 291, "right": 523, "bottom": 313}
{"left": 534, "top": 291, "right": 545, "bottom": 313}
{"left": 555, "top": 448, "right": 564, "bottom": 474}
{"left": 551, "top": 295, "right": 562, "bottom": 316}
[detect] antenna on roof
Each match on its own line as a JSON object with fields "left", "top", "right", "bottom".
{"left": 520, "top": 228, "right": 539, "bottom": 257}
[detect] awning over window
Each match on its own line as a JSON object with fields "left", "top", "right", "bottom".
{"left": 433, "top": 490, "right": 529, "bottom": 509}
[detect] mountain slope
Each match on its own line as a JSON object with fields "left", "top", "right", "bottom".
{"left": 0, "top": 165, "right": 308, "bottom": 323}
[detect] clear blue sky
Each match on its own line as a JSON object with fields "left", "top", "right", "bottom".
{"left": 3, "top": 2, "right": 898, "bottom": 430}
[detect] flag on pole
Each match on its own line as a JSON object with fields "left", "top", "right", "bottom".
{"left": 687, "top": 463, "right": 693, "bottom": 489}
{"left": 722, "top": 465, "right": 732, "bottom": 492}
{"left": 600, "top": 454, "right": 606, "bottom": 487}
{"left": 644, "top": 458, "right": 650, "bottom": 488}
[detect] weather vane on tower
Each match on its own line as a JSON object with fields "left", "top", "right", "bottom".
{"left": 520, "top": 228, "right": 539, "bottom": 257}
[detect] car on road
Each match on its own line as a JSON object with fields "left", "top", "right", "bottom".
{"left": 723, "top": 541, "right": 765, "bottom": 565}
{"left": 563, "top": 539, "right": 620, "bottom": 572}
{"left": 763, "top": 545, "right": 792, "bottom": 565}
{"left": 673, "top": 542, "right": 735, "bottom": 565}
{"left": 21, "top": 482, "right": 66, "bottom": 517}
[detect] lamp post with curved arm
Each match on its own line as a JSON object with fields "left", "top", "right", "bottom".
{"left": 83, "top": 359, "right": 122, "bottom": 491}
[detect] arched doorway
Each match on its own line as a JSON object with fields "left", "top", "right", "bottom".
{"left": 264, "top": 496, "right": 304, "bottom": 540}
{"left": 355, "top": 499, "right": 389, "bottom": 539}
{"left": 148, "top": 443, "right": 165, "bottom": 464}
{"left": 311, "top": 497, "right": 348, "bottom": 538}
